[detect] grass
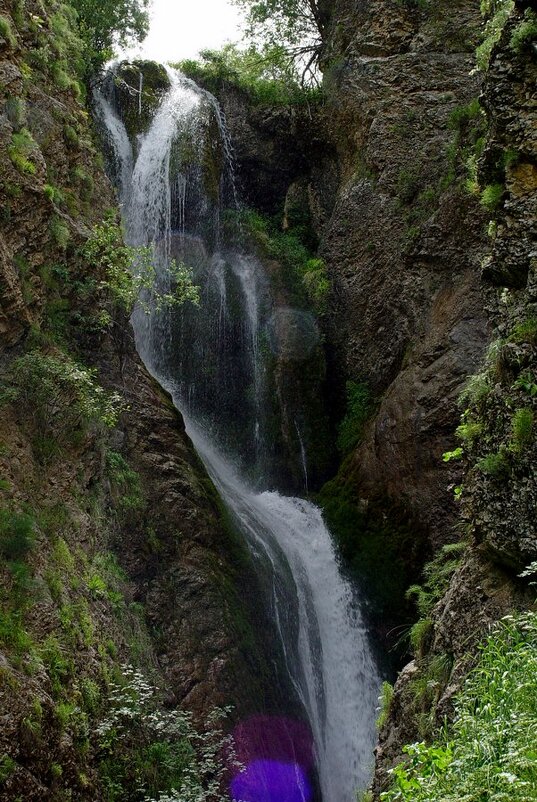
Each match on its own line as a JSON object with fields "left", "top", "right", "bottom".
{"left": 8, "top": 129, "right": 38, "bottom": 175}
{"left": 381, "top": 611, "right": 537, "bottom": 801}
{"left": 377, "top": 681, "right": 395, "bottom": 730}
{"left": 0, "top": 15, "right": 16, "bottom": 48}
{"left": 510, "top": 408, "right": 533, "bottom": 454}
{"left": 480, "top": 182, "right": 504, "bottom": 211}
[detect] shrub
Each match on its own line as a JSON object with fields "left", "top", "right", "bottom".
{"left": 510, "top": 408, "right": 533, "bottom": 454}
{"left": 0, "top": 15, "right": 16, "bottom": 48}
{"left": 9, "top": 349, "right": 124, "bottom": 438}
{"left": 480, "top": 182, "right": 504, "bottom": 211}
{"left": 95, "top": 665, "right": 232, "bottom": 801}
{"left": 0, "top": 509, "right": 35, "bottom": 561}
{"left": 381, "top": 611, "right": 537, "bottom": 801}
{"left": 81, "top": 219, "right": 199, "bottom": 318}
{"left": 510, "top": 10, "right": 537, "bottom": 53}
{"left": 377, "top": 681, "right": 394, "bottom": 730}
{"left": 337, "top": 381, "right": 374, "bottom": 454}
{"left": 8, "top": 128, "right": 38, "bottom": 175}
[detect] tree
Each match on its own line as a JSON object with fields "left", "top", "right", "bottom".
{"left": 69, "top": 0, "right": 150, "bottom": 73}
{"left": 232, "top": 0, "right": 330, "bottom": 84}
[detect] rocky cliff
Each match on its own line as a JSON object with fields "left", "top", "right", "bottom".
{"left": 371, "top": 0, "right": 537, "bottom": 795}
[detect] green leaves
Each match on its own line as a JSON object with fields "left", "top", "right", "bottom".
{"left": 382, "top": 611, "right": 537, "bottom": 801}
{"left": 69, "top": 0, "right": 149, "bottom": 73}
{"left": 82, "top": 219, "right": 200, "bottom": 321}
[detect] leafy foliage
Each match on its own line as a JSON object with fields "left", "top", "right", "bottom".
{"left": 81, "top": 219, "right": 200, "bottom": 326}
{"left": 510, "top": 9, "right": 537, "bottom": 53}
{"left": 381, "top": 611, "right": 537, "bottom": 801}
{"left": 232, "top": 0, "right": 328, "bottom": 83}
{"left": 95, "top": 665, "right": 233, "bottom": 801}
{"left": 177, "top": 44, "right": 322, "bottom": 105}
{"left": 6, "top": 349, "right": 123, "bottom": 439}
{"left": 69, "top": 0, "right": 149, "bottom": 73}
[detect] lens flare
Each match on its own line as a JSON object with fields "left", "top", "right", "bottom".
{"left": 231, "top": 759, "right": 312, "bottom": 802}
{"left": 230, "top": 715, "right": 314, "bottom": 802}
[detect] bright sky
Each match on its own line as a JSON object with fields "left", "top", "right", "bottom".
{"left": 138, "top": 0, "right": 245, "bottom": 62}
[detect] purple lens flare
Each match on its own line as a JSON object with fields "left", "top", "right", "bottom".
{"left": 231, "top": 759, "right": 312, "bottom": 802}
{"left": 230, "top": 715, "right": 314, "bottom": 802}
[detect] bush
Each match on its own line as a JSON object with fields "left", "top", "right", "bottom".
{"left": 82, "top": 219, "right": 199, "bottom": 318}
{"left": 381, "top": 611, "right": 537, "bottom": 801}
{"left": 9, "top": 349, "right": 124, "bottom": 438}
{"left": 480, "top": 182, "right": 504, "bottom": 211}
{"left": 95, "top": 665, "right": 232, "bottom": 801}
{"left": 510, "top": 9, "right": 537, "bottom": 54}
{"left": 337, "top": 381, "right": 374, "bottom": 454}
{"left": 8, "top": 129, "right": 38, "bottom": 175}
{"left": 0, "top": 509, "right": 35, "bottom": 561}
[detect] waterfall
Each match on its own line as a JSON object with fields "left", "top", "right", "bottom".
{"left": 94, "top": 62, "right": 381, "bottom": 802}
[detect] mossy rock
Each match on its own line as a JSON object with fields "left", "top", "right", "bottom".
{"left": 114, "top": 60, "right": 171, "bottom": 145}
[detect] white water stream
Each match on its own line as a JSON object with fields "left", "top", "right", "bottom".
{"left": 95, "top": 64, "right": 381, "bottom": 802}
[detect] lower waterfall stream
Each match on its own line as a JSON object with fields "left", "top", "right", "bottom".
{"left": 95, "top": 62, "right": 381, "bottom": 802}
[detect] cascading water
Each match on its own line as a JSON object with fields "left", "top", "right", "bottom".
{"left": 95, "top": 62, "right": 382, "bottom": 802}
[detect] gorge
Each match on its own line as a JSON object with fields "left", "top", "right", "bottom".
{"left": 0, "top": 0, "right": 536, "bottom": 801}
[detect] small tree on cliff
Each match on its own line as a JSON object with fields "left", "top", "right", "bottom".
{"left": 69, "top": 0, "right": 150, "bottom": 73}
{"left": 233, "top": 0, "right": 330, "bottom": 83}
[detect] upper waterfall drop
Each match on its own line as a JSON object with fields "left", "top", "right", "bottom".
{"left": 94, "top": 60, "right": 382, "bottom": 802}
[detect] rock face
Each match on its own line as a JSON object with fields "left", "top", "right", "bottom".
{"left": 372, "top": 2, "right": 537, "bottom": 795}
{"left": 318, "top": 0, "right": 491, "bottom": 548}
